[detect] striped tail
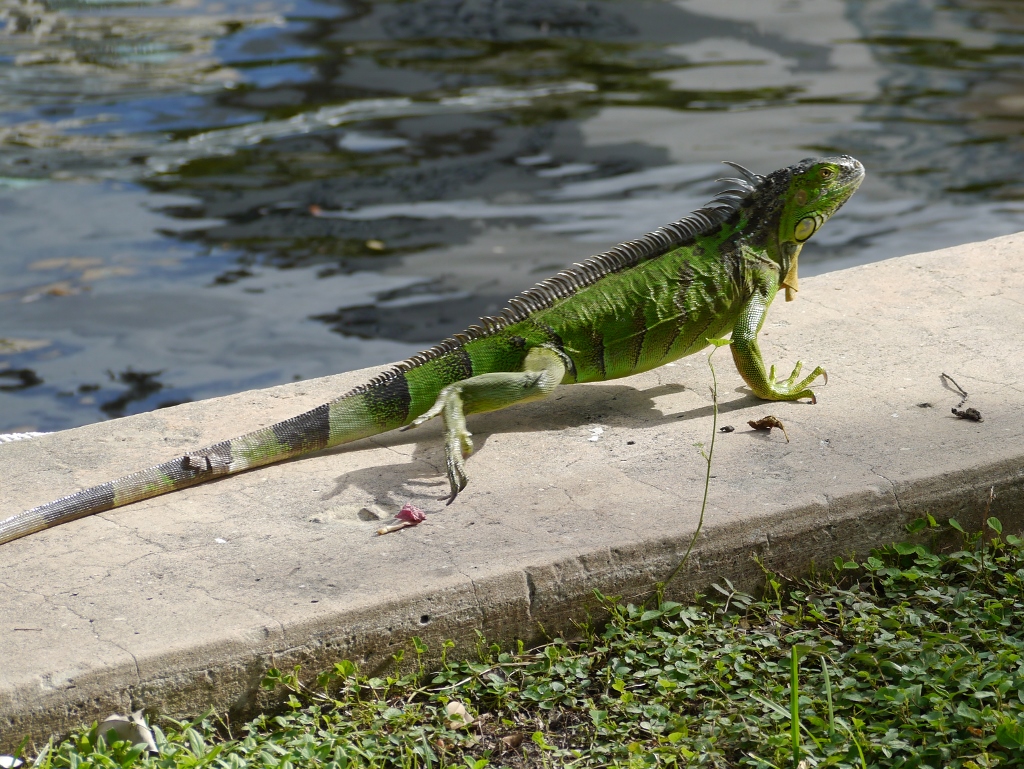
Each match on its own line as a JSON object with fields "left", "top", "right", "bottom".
{"left": 0, "top": 377, "right": 412, "bottom": 546}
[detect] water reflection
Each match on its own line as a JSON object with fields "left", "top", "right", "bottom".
{"left": 0, "top": 0, "right": 1021, "bottom": 431}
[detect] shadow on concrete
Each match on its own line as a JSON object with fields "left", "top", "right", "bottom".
{"left": 315, "top": 379, "right": 775, "bottom": 510}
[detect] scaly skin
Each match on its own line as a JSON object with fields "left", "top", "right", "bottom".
{"left": 0, "top": 155, "right": 864, "bottom": 545}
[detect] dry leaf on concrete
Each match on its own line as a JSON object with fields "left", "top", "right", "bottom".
{"left": 952, "top": 406, "right": 983, "bottom": 422}
{"left": 747, "top": 415, "right": 789, "bottom": 442}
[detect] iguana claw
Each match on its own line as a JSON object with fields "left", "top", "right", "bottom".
{"left": 767, "top": 360, "right": 826, "bottom": 402}
{"left": 444, "top": 420, "right": 473, "bottom": 505}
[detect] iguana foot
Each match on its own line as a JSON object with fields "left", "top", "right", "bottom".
{"left": 765, "top": 361, "right": 827, "bottom": 403}
{"left": 403, "top": 384, "right": 475, "bottom": 503}
{"left": 405, "top": 347, "right": 568, "bottom": 504}
{"left": 441, "top": 392, "right": 474, "bottom": 505}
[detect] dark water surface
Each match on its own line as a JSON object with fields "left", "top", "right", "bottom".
{"left": 0, "top": 0, "right": 1022, "bottom": 432}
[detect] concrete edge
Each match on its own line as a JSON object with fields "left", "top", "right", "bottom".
{"left": 4, "top": 457, "right": 1021, "bottom": 752}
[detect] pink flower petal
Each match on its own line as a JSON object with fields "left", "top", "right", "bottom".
{"left": 396, "top": 503, "right": 426, "bottom": 524}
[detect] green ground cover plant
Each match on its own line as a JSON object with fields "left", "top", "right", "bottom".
{"left": 17, "top": 515, "right": 1024, "bottom": 769}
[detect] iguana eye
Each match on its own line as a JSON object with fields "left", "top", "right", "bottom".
{"left": 820, "top": 168, "right": 834, "bottom": 180}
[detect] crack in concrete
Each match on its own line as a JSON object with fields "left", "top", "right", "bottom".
{"left": 188, "top": 581, "right": 288, "bottom": 639}
{"left": 104, "top": 639, "right": 143, "bottom": 686}
{"left": 116, "top": 550, "right": 169, "bottom": 572}
{"left": 560, "top": 486, "right": 577, "bottom": 509}
{"left": 627, "top": 474, "right": 674, "bottom": 498}
{"left": 950, "top": 373, "right": 1017, "bottom": 389}
{"left": 996, "top": 293, "right": 1024, "bottom": 308}
{"left": 0, "top": 578, "right": 38, "bottom": 598}
{"left": 53, "top": 597, "right": 124, "bottom": 668}
{"left": 523, "top": 570, "right": 538, "bottom": 621}
{"left": 451, "top": 564, "right": 488, "bottom": 635}
{"left": 93, "top": 514, "right": 171, "bottom": 554}
{"left": 870, "top": 468, "right": 903, "bottom": 516}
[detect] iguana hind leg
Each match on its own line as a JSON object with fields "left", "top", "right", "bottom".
{"left": 404, "top": 346, "right": 567, "bottom": 503}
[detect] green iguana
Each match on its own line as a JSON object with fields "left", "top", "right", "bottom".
{"left": 0, "top": 155, "right": 864, "bottom": 546}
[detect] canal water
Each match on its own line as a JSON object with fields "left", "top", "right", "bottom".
{"left": 0, "top": 0, "right": 1021, "bottom": 432}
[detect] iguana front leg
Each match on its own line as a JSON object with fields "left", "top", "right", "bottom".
{"left": 730, "top": 274, "right": 825, "bottom": 402}
{"left": 405, "top": 346, "right": 567, "bottom": 502}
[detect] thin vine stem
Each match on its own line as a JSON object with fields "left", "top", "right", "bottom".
{"left": 659, "top": 346, "right": 720, "bottom": 593}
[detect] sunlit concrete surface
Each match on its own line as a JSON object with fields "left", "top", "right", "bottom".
{"left": 3, "top": 232, "right": 1024, "bottom": 751}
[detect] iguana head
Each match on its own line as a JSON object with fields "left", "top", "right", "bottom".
{"left": 774, "top": 155, "right": 865, "bottom": 300}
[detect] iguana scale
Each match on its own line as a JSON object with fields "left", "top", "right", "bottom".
{"left": 0, "top": 155, "right": 864, "bottom": 546}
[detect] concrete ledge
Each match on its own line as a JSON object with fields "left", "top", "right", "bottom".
{"left": 3, "top": 232, "right": 1024, "bottom": 751}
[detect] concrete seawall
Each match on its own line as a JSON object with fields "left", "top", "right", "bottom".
{"left": 3, "top": 232, "right": 1023, "bottom": 751}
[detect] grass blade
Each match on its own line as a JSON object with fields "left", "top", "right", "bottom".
{"left": 821, "top": 656, "right": 835, "bottom": 737}
{"left": 790, "top": 645, "right": 800, "bottom": 768}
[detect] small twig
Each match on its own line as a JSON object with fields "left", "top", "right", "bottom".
{"left": 940, "top": 373, "right": 968, "bottom": 408}
{"left": 377, "top": 521, "right": 415, "bottom": 536}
